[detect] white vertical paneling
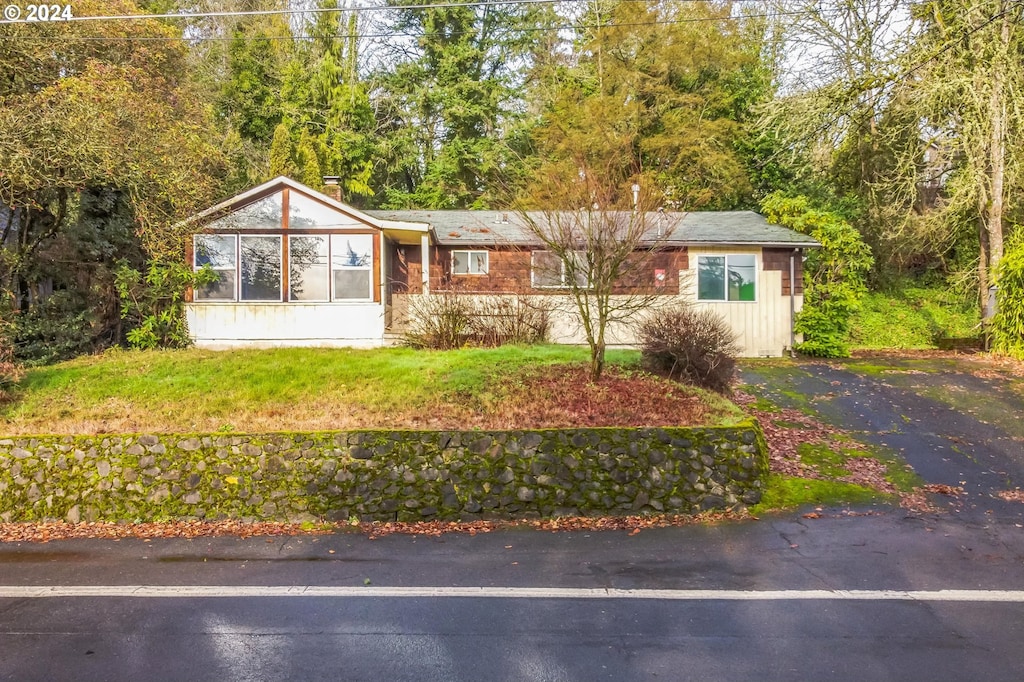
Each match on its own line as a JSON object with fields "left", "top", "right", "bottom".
{"left": 186, "top": 303, "right": 386, "bottom": 348}
{"left": 682, "top": 247, "right": 796, "bottom": 357}
{"left": 186, "top": 245, "right": 803, "bottom": 355}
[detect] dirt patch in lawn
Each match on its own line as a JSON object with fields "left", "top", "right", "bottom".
{"left": 440, "top": 364, "right": 715, "bottom": 429}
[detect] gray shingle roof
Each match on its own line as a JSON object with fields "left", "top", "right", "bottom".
{"left": 363, "top": 209, "right": 819, "bottom": 248}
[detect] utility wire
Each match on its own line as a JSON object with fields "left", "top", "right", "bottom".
{"left": 0, "top": 0, "right": 932, "bottom": 26}
{"left": 0, "top": 5, "right": 891, "bottom": 42}
{"left": 0, "top": 0, "right": 751, "bottom": 25}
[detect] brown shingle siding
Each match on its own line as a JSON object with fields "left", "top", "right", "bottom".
{"left": 762, "top": 248, "right": 804, "bottom": 296}
{"left": 425, "top": 246, "right": 688, "bottom": 295}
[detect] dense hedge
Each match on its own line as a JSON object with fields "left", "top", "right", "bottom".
{"left": 0, "top": 424, "right": 768, "bottom": 523}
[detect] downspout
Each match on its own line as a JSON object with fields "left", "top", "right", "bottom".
{"left": 789, "top": 249, "right": 797, "bottom": 355}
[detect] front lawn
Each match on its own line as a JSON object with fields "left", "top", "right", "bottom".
{"left": 0, "top": 345, "right": 743, "bottom": 435}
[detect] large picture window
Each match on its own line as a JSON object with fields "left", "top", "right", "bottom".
{"left": 289, "top": 235, "right": 329, "bottom": 301}
{"left": 531, "top": 251, "right": 590, "bottom": 288}
{"left": 697, "top": 254, "right": 756, "bottom": 302}
{"left": 452, "top": 250, "right": 489, "bottom": 275}
{"left": 240, "top": 235, "right": 282, "bottom": 301}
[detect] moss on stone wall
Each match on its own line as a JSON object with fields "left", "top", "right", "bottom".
{"left": 0, "top": 421, "right": 768, "bottom": 523}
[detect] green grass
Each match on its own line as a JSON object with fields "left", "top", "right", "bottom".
{"left": 0, "top": 344, "right": 741, "bottom": 435}
{"left": 751, "top": 475, "right": 883, "bottom": 511}
{"left": 738, "top": 379, "right": 922, "bottom": 512}
{"left": 850, "top": 284, "right": 980, "bottom": 349}
{"left": 748, "top": 440, "right": 921, "bottom": 512}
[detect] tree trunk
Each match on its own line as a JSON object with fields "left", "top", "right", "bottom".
{"left": 979, "top": 213, "right": 990, "bottom": 316}
{"left": 986, "top": 8, "right": 1009, "bottom": 278}
{"left": 589, "top": 341, "right": 605, "bottom": 382}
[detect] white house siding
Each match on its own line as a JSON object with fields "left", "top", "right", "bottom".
{"left": 186, "top": 303, "right": 386, "bottom": 348}
{"left": 682, "top": 246, "right": 803, "bottom": 357}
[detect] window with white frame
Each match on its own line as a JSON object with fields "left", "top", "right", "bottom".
{"left": 331, "top": 234, "right": 373, "bottom": 300}
{"left": 452, "top": 250, "right": 489, "bottom": 275}
{"left": 697, "top": 254, "right": 756, "bottom": 302}
{"left": 531, "top": 251, "right": 590, "bottom": 288}
{"left": 240, "top": 235, "right": 282, "bottom": 301}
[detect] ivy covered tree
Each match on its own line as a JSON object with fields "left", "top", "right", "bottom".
{"left": 270, "top": 0, "right": 376, "bottom": 201}
{"left": 372, "top": 0, "right": 553, "bottom": 208}
{"left": 534, "top": 0, "right": 772, "bottom": 211}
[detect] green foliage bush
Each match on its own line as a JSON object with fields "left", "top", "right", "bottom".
{"left": 636, "top": 304, "right": 739, "bottom": 393}
{"left": 0, "top": 317, "right": 24, "bottom": 400}
{"left": 10, "top": 291, "right": 97, "bottom": 365}
{"left": 115, "top": 259, "right": 216, "bottom": 350}
{"left": 992, "top": 235, "right": 1024, "bottom": 357}
{"left": 761, "top": 193, "right": 874, "bottom": 357}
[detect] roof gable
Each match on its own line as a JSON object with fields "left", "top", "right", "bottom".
{"left": 190, "top": 177, "right": 384, "bottom": 231}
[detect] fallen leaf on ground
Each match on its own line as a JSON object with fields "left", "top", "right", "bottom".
{"left": 996, "top": 490, "right": 1024, "bottom": 503}
{"left": 922, "top": 484, "right": 965, "bottom": 496}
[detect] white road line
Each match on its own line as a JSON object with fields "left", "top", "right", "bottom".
{"left": 0, "top": 586, "right": 1023, "bottom": 601}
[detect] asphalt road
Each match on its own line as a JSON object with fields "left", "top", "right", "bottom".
{"left": 1, "top": 511, "right": 1024, "bottom": 681}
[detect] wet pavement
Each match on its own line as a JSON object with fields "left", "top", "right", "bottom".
{"left": 1, "top": 512, "right": 1024, "bottom": 681}
{"left": 740, "top": 356, "right": 1024, "bottom": 522}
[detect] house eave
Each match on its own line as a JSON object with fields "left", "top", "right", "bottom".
{"left": 672, "top": 240, "right": 819, "bottom": 249}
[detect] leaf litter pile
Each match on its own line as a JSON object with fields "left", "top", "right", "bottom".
{"left": 0, "top": 511, "right": 755, "bottom": 544}
{"left": 444, "top": 364, "right": 711, "bottom": 429}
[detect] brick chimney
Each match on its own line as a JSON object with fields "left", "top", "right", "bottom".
{"left": 322, "top": 176, "right": 342, "bottom": 202}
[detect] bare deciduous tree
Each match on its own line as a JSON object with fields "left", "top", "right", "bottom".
{"left": 516, "top": 157, "right": 678, "bottom": 382}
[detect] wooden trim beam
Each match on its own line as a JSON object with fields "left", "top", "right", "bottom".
{"left": 420, "top": 233, "right": 430, "bottom": 295}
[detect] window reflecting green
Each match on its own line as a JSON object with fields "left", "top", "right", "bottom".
{"left": 727, "top": 254, "right": 755, "bottom": 301}
{"left": 697, "top": 256, "right": 725, "bottom": 300}
{"left": 194, "top": 235, "right": 236, "bottom": 300}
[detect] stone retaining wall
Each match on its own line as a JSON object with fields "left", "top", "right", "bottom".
{"left": 0, "top": 423, "right": 768, "bottom": 523}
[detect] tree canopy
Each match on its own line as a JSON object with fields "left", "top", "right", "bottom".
{"left": 3, "top": 0, "right": 1024, "bottom": 356}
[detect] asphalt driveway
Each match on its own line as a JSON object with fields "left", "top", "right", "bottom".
{"left": 740, "top": 355, "right": 1024, "bottom": 522}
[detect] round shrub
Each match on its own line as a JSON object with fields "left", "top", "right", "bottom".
{"left": 637, "top": 305, "right": 739, "bottom": 393}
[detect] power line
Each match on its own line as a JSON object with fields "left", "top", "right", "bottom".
{"left": 0, "top": 0, "right": 751, "bottom": 25}
{"left": 0, "top": 6, "right": 868, "bottom": 42}
{"left": 0, "top": 0, "right": 931, "bottom": 27}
